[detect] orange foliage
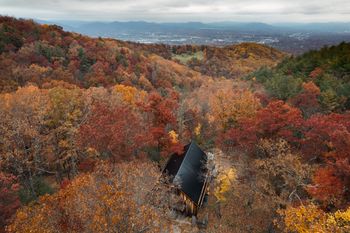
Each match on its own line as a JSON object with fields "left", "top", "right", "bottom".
{"left": 7, "top": 162, "right": 171, "bottom": 233}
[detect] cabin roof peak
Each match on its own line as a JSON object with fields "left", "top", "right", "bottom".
{"left": 163, "top": 141, "right": 208, "bottom": 206}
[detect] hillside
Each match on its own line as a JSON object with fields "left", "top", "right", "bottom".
{"left": 247, "top": 42, "right": 350, "bottom": 112}
{"left": 0, "top": 16, "right": 210, "bottom": 93}
{"left": 133, "top": 42, "right": 286, "bottom": 79}
{"left": 186, "top": 42, "right": 286, "bottom": 78}
{"left": 1, "top": 16, "right": 350, "bottom": 233}
{"left": 0, "top": 16, "right": 285, "bottom": 94}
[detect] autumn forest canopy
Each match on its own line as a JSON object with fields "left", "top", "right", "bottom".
{"left": 1, "top": 16, "right": 350, "bottom": 232}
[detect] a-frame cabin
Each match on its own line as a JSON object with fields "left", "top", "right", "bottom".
{"left": 163, "top": 141, "right": 209, "bottom": 216}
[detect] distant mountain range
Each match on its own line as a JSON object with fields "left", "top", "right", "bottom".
{"left": 34, "top": 19, "right": 350, "bottom": 54}
{"left": 36, "top": 19, "right": 350, "bottom": 34}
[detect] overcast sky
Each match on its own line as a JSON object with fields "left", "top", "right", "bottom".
{"left": 0, "top": 0, "right": 349, "bottom": 23}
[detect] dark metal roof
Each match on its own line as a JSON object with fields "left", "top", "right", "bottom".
{"left": 163, "top": 141, "right": 208, "bottom": 205}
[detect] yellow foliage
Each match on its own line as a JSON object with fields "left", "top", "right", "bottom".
{"left": 214, "top": 168, "right": 236, "bottom": 202}
{"left": 29, "top": 64, "right": 51, "bottom": 74}
{"left": 168, "top": 130, "right": 179, "bottom": 144}
{"left": 86, "top": 147, "right": 98, "bottom": 155}
{"left": 113, "top": 84, "right": 147, "bottom": 105}
{"left": 194, "top": 123, "right": 201, "bottom": 136}
{"left": 210, "top": 89, "right": 261, "bottom": 130}
{"left": 279, "top": 204, "right": 350, "bottom": 233}
{"left": 334, "top": 208, "right": 350, "bottom": 223}
{"left": 58, "top": 140, "right": 69, "bottom": 149}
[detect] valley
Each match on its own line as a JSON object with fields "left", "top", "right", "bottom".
{"left": 41, "top": 20, "right": 350, "bottom": 54}
{"left": 1, "top": 16, "right": 350, "bottom": 233}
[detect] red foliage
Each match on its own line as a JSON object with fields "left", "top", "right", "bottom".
{"left": 290, "top": 81, "right": 320, "bottom": 117}
{"left": 219, "top": 100, "right": 303, "bottom": 151}
{"left": 218, "top": 118, "right": 257, "bottom": 150}
{"left": 301, "top": 112, "right": 350, "bottom": 161}
{"left": 77, "top": 103, "right": 149, "bottom": 162}
{"left": 77, "top": 158, "right": 96, "bottom": 173}
{"left": 143, "top": 91, "right": 179, "bottom": 126}
{"left": 60, "top": 178, "right": 71, "bottom": 189}
{"left": 308, "top": 167, "right": 343, "bottom": 203}
{"left": 303, "top": 112, "right": 350, "bottom": 207}
{"left": 255, "top": 100, "right": 303, "bottom": 143}
{"left": 141, "top": 91, "right": 183, "bottom": 157}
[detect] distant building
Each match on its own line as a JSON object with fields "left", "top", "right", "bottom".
{"left": 163, "top": 141, "right": 209, "bottom": 216}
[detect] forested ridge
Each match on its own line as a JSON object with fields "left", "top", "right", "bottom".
{"left": 247, "top": 42, "right": 350, "bottom": 112}
{"left": 1, "top": 16, "right": 350, "bottom": 233}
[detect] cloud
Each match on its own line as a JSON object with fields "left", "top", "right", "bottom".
{"left": 0, "top": 0, "right": 349, "bottom": 22}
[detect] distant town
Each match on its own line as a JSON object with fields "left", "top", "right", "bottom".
{"left": 39, "top": 20, "right": 350, "bottom": 54}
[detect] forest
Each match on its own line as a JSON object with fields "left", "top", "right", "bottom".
{"left": 1, "top": 16, "right": 350, "bottom": 233}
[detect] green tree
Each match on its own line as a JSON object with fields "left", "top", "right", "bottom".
{"left": 320, "top": 89, "right": 339, "bottom": 113}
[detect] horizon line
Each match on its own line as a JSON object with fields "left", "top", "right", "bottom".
{"left": 1, "top": 15, "right": 349, "bottom": 25}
